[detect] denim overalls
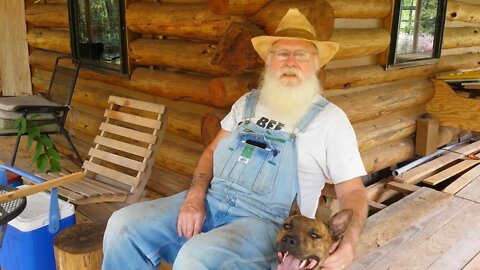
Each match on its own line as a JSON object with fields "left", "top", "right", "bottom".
{"left": 210, "top": 89, "right": 329, "bottom": 225}
{"left": 102, "top": 90, "right": 329, "bottom": 270}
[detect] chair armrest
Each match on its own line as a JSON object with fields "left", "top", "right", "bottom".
{"left": 0, "top": 165, "right": 84, "bottom": 202}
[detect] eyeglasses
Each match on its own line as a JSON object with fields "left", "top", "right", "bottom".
{"left": 270, "top": 50, "right": 318, "bottom": 62}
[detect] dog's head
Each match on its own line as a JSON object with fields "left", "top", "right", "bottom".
{"left": 276, "top": 198, "right": 352, "bottom": 270}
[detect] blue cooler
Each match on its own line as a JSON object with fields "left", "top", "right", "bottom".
{"left": 0, "top": 190, "right": 75, "bottom": 270}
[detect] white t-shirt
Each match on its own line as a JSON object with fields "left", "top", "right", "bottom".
{"left": 220, "top": 92, "right": 367, "bottom": 217}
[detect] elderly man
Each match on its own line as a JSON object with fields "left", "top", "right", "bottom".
{"left": 102, "top": 8, "right": 367, "bottom": 270}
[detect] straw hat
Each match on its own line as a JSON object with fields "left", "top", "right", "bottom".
{"left": 251, "top": 8, "right": 339, "bottom": 68}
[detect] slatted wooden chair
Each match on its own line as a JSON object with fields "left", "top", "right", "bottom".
{"left": 37, "top": 95, "right": 166, "bottom": 205}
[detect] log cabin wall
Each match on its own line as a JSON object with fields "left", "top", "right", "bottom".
{"left": 22, "top": 0, "right": 480, "bottom": 199}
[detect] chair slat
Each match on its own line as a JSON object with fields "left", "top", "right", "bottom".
{"left": 94, "top": 136, "right": 152, "bottom": 158}
{"left": 99, "top": 123, "right": 157, "bottom": 144}
{"left": 83, "top": 161, "right": 140, "bottom": 187}
{"left": 83, "top": 177, "right": 129, "bottom": 194}
{"left": 104, "top": 110, "right": 162, "bottom": 129}
{"left": 88, "top": 148, "right": 147, "bottom": 172}
{"left": 108, "top": 96, "right": 166, "bottom": 114}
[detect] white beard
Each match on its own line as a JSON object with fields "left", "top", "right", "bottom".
{"left": 258, "top": 65, "right": 322, "bottom": 127}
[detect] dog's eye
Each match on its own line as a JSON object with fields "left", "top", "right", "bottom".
{"left": 311, "top": 233, "right": 320, "bottom": 239}
{"left": 283, "top": 223, "right": 291, "bottom": 230}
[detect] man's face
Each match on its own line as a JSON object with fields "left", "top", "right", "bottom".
{"left": 267, "top": 39, "right": 319, "bottom": 87}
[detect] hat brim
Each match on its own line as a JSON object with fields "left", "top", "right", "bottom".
{"left": 251, "top": 36, "right": 339, "bottom": 68}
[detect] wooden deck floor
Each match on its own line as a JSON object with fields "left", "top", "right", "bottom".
{"left": 2, "top": 136, "right": 480, "bottom": 269}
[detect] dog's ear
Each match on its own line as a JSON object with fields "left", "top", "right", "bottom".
{"left": 328, "top": 209, "right": 353, "bottom": 241}
{"left": 315, "top": 205, "right": 332, "bottom": 223}
{"left": 288, "top": 194, "right": 301, "bottom": 217}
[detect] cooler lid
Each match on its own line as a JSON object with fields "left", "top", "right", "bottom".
{"left": 8, "top": 187, "right": 74, "bottom": 232}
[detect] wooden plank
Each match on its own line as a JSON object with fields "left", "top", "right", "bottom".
{"left": 88, "top": 148, "right": 147, "bottom": 172}
{"left": 386, "top": 181, "right": 420, "bottom": 194}
{"left": 443, "top": 164, "right": 480, "bottom": 194}
{"left": 426, "top": 220, "right": 480, "bottom": 269}
{"left": 83, "top": 161, "right": 139, "bottom": 187}
{"left": 423, "top": 159, "right": 480, "bottom": 185}
{"left": 99, "top": 122, "right": 157, "bottom": 144}
{"left": 387, "top": 202, "right": 480, "bottom": 270}
{"left": 94, "top": 136, "right": 152, "bottom": 158}
{"left": 368, "top": 200, "right": 386, "bottom": 212}
{"left": 395, "top": 140, "right": 480, "bottom": 184}
{"left": 352, "top": 195, "right": 473, "bottom": 269}
{"left": 427, "top": 80, "right": 480, "bottom": 132}
{"left": 108, "top": 96, "right": 166, "bottom": 114}
{"left": 82, "top": 178, "right": 128, "bottom": 194}
{"left": 104, "top": 109, "right": 162, "bottom": 129}
{"left": 0, "top": 172, "right": 84, "bottom": 203}
{"left": 463, "top": 252, "right": 480, "bottom": 270}
{"left": 63, "top": 181, "right": 102, "bottom": 196}
{"left": 456, "top": 172, "right": 480, "bottom": 203}
{"left": 356, "top": 188, "right": 453, "bottom": 258}
{"left": 0, "top": 0, "right": 32, "bottom": 95}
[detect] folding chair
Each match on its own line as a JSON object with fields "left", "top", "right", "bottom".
{"left": 38, "top": 95, "right": 166, "bottom": 205}
{"left": 0, "top": 56, "right": 82, "bottom": 166}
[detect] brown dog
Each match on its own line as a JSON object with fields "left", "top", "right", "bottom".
{"left": 276, "top": 198, "right": 352, "bottom": 270}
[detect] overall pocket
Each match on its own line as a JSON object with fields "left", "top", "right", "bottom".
{"left": 213, "top": 134, "right": 281, "bottom": 195}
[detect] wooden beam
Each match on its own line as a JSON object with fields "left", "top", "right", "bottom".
{"left": 427, "top": 80, "right": 480, "bottom": 132}
{"left": 443, "top": 164, "right": 480, "bottom": 195}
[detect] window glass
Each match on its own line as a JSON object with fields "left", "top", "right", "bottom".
{"left": 68, "top": 0, "right": 127, "bottom": 74}
{"left": 387, "top": 0, "right": 447, "bottom": 68}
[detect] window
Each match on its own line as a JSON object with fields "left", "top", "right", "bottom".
{"left": 68, "top": 0, "right": 128, "bottom": 75}
{"left": 387, "top": 0, "right": 447, "bottom": 68}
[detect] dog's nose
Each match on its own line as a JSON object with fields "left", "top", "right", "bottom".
{"left": 282, "top": 235, "right": 298, "bottom": 248}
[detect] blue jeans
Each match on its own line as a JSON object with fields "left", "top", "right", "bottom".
{"left": 102, "top": 191, "right": 279, "bottom": 270}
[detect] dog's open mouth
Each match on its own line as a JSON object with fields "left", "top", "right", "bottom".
{"left": 277, "top": 251, "right": 320, "bottom": 270}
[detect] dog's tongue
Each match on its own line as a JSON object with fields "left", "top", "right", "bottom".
{"left": 277, "top": 253, "right": 299, "bottom": 270}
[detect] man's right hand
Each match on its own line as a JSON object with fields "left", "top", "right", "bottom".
{"left": 177, "top": 195, "right": 206, "bottom": 239}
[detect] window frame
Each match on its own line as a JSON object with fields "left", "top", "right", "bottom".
{"left": 67, "top": 0, "right": 129, "bottom": 75}
{"left": 386, "top": 0, "right": 448, "bottom": 69}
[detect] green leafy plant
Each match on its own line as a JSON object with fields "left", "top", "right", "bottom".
{"left": 15, "top": 115, "right": 62, "bottom": 173}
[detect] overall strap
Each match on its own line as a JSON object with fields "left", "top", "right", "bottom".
{"left": 294, "top": 97, "right": 330, "bottom": 133}
{"left": 243, "top": 89, "right": 260, "bottom": 122}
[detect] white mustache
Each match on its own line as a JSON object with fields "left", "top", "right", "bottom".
{"left": 277, "top": 67, "right": 302, "bottom": 79}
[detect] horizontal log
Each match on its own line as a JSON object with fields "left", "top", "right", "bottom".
{"left": 156, "top": 134, "right": 204, "bottom": 177}
{"left": 208, "top": 0, "right": 270, "bottom": 15}
{"left": 328, "top": 79, "right": 434, "bottom": 123}
{"left": 208, "top": 73, "right": 259, "bottom": 107}
{"left": 208, "top": 0, "right": 391, "bottom": 18}
{"left": 27, "top": 28, "right": 70, "bottom": 53}
{"left": 32, "top": 68, "right": 206, "bottom": 142}
{"left": 126, "top": 2, "right": 246, "bottom": 42}
{"left": 354, "top": 106, "right": 425, "bottom": 152}
{"left": 25, "top": 3, "right": 69, "bottom": 29}
{"left": 251, "top": 0, "right": 334, "bottom": 41}
{"left": 326, "top": 0, "right": 391, "bottom": 19}
{"left": 130, "top": 67, "right": 212, "bottom": 105}
{"left": 130, "top": 38, "right": 232, "bottom": 76}
{"left": 446, "top": 0, "right": 480, "bottom": 23}
{"left": 361, "top": 137, "right": 415, "bottom": 174}
{"left": 324, "top": 52, "right": 480, "bottom": 90}
{"left": 331, "top": 28, "right": 390, "bottom": 60}
{"left": 443, "top": 27, "right": 480, "bottom": 49}
{"left": 146, "top": 164, "right": 191, "bottom": 198}
{"left": 29, "top": 50, "right": 225, "bottom": 112}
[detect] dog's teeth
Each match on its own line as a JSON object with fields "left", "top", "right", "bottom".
{"left": 299, "top": 260, "right": 307, "bottom": 268}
